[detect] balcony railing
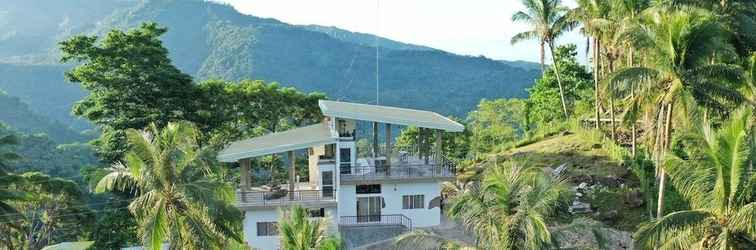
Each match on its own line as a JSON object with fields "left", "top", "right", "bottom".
{"left": 340, "top": 164, "right": 455, "bottom": 181}
{"left": 236, "top": 189, "right": 335, "bottom": 207}
{"left": 338, "top": 214, "right": 413, "bottom": 230}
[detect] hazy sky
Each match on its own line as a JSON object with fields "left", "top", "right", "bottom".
{"left": 213, "top": 0, "right": 586, "bottom": 64}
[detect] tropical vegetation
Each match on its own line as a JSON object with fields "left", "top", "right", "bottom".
{"left": 0, "top": 0, "right": 754, "bottom": 249}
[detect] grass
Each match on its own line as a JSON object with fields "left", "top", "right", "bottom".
{"left": 499, "top": 121, "right": 653, "bottom": 231}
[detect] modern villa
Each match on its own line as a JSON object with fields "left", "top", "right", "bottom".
{"left": 217, "top": 100, "right": 464, "bottom": 249}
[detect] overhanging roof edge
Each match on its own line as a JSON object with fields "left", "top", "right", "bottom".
{"left": 217, "top": 137, "right": 337, "bottom": 162}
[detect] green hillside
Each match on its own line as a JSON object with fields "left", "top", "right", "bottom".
{"left": 0, "top": 89, "right": 88, "bottom": 143}
{"left": 0, "top": 0, "right": 540, "bottom": 132}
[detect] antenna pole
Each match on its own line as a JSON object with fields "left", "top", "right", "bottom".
{"left": 375, "top": 0, "right": 380, "bottom": 105}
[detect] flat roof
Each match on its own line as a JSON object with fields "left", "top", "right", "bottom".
{"left": 217, "top": 123, "right": 336, "bottom": 162}
{"left": 319, "top": 100, "right": 464, "bottom": 132}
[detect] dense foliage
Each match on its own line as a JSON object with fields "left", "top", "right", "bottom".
{"left": 95, "top": 121, "right": 242, "bottom": 250}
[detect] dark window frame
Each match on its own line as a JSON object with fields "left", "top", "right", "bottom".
{"left": 356, "top": 184, "right": 381, "bottom": 194}
{"left": 402, "top": 195, "right": 425, "bottom": 209}
{"left": 256, "top": 222, "right": 278, "bottom": 236}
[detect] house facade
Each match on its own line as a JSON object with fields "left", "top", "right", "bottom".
{"left": 217, "top": 100, "right": 464, "bottom": 250}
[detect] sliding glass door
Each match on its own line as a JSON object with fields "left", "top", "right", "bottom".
{"left": 356, "top": 196, "right": 381, "bottom": 222}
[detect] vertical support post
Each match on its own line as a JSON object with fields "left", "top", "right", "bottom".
{"left": 288, "top": 151, "right": 296, "bottom": 200}
{"left": 423, "top": 128, "right": 430, "bottom": 165}
{"left": 372, "top": 122, "right": 379, "bottom": 158}
{"left": 435, "top": 130, "right": 442, "bottom": 161}
{"left": 385, "top": 124, "right": 392, "bottom": 167}
{"left": 240, "top": 158, "right": 251, "bottom": 191}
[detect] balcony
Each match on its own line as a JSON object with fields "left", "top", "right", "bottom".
{"left": 340, "top": 145, "right": 456, "bottom": 183}
{"left": 235, "top": 189, "right": 336, "bottom": 209}
{"left": 338, "top": 214, "right": 413, "bottom": 230}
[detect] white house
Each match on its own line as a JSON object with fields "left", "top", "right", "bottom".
{"left": 217, "top": 100, "right": 464, "bottom": 250}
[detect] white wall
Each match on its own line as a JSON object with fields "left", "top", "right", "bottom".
{"left": 243, "top": 207, "right": 339, "bottom": 250}
{"left": 337, "top": 181, "right": 442, "bottom": 228}
{"left": 243, "top": 209, "right": 280, "bottom": 250}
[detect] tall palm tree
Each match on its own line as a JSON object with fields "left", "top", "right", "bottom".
{"left": 446, "top": 160, "right": 568, "bottom": 249}
{"left": 571, "top": 0, "right": 611, "bottom": 130}
{"left": 512, "top": 0, "right": 575, "bottom": 119}
{"left": 95, "top": 121, "right": 242, "bottom": 250}
{"left": 278, "top": 205, "right": 341, "bottom": 250}
{"left": 609, "top": 7, "right": 745, "bottom": 218}
{"left": 635, "top": 108, "right": 756, "bottom": 249}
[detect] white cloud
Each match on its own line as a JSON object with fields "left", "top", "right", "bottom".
{"left": 212, "top": 0, "right": 585, "bottom": 63}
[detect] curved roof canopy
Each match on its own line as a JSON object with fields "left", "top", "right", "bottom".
{"left": 217, "top": 123, "right": 336, "bottom": 162}
{"left": 319, "top": 100, "right": 464, "bottom": 132}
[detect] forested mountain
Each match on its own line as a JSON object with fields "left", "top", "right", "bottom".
{"left": 0, "top": 89, "right": 89, "bottom": 143}
{"left": 0, "top": 0, "right": 540, "bottom": 138}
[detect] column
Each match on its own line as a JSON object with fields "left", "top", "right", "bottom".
{"left": 288, "top": 151, "right": 296, "bottom": 200}
{"left": 239, "top": 158, "right": 251, "bottom": 191}
{"left": 372, "top": 121, "right": 379, "bottom": 158}
{"left": 385, "top": 123, "right": 392, "bottom": 167}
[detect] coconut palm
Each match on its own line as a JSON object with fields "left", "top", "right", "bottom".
{"left": 95, "top": 121, "right": 242, "bottom": 250}
{"left": 571, "top": 0, "right": 611, "bottom": 130}
{"left": 608, "top": 7, "right": 745, "bottom": 218}
{"left": 512, "top": 0, "right": 575, "bottom": 119}
{"left": 446, "top": 160, "right": 569, "bottom": 249}
{"left": 634, "top": 108, "right": 756, "bottom": 249}
{"left": 278, "top": 205, "right": 341, "bottom": 250}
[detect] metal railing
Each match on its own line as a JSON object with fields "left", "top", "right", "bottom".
{"left": 338, "top": 214, "right": 412, "bottom": 230}
{"left": 236, "top": 189, "right": 335, "bottom": 206}
{"left": 341, "top": 164, "right": 455, "bottom": 181}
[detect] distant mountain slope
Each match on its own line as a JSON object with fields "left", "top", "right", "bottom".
{"left": 301, "top": 25, "right": 434, "bottom": 51}
{"left": 0, "top": 89, "right": 88, "bottom": 143}
{"left": 0, "top": 0, "right": 540, "bottom": 129}
{"left": 0, "top": 63, "right": 89, "bottom": 130}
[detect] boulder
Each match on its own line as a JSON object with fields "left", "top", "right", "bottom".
{"left": 626, "top": 191, "right": 645, "bottom": 208}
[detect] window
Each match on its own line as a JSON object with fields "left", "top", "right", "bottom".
{"left": 309, "top": 208, "right": 325, "bottom": 217}
{"left": 356, "top": 184, "right": 381, "bottom": 194}
{"left": 322, "top": 171, "right": 334, "bottom": 198}
{"left": 256, "top": 222, "right": 278, "bottom": 236}
{"left": 402, "top": 195, "right": 424, "bottom": 209}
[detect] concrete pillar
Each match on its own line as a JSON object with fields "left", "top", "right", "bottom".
{"left": 385, "top": 124, "right": 392, "bottom": 167}
{"left": 288, "top": 151, "right": 296, "bottom": 200}
{"left": 240, "top": 159, "right": 251, "bottom": 191}
{"left": 372, "top": 122, "right": 379, "bottom": 158}
{"left": 435, "top": 129, "right": 442, "bottom": 160}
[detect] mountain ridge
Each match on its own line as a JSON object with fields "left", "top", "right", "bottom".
{"left": 0, "top": 0, "right": 540, "bottom": 137}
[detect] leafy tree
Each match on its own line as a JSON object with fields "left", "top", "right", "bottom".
{"left": 0, "top": 125, "right": 20, "bottom": 171}
{"left": 447, "top": 160, "right": 569, "bottom": 249}
{"left": 0, "top": 126, "right": 25, "bottom": 236}
{"left": 527, "top": 44, "right": 592, "bottom": 126}
{"left": 277, "top": 206, "right": 341, "bottom": 250}
{"left": 0, "top": 172, "right": 92, "bottom": 250}
{"left": 635, "top": 108, "right": 756, "bottom": 249}
{"left": 195, "top": 79, "right": 325, "bottom": 148}
{"left": 59, "top": 22, "right": 199, "bottom": 163}
{"left": 512, "top": 0, "right": 576, "bottom": 118}
{"left": 609, "top": 7, "right": 745, "bottom": 218}
{"left": 94, "top": 121, "right": 242, "bottom": 250}
{"left": 466, "top": 99, "right": 529, "bottom": 154}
